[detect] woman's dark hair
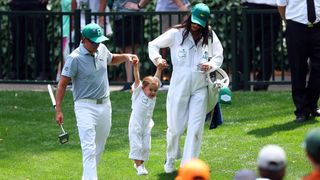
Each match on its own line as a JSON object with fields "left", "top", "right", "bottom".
{"left": 174, "top": 14, "right": 209, "bottom": 47}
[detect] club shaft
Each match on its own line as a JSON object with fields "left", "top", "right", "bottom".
{"left": 47, "top": 84, "right": 56, "bottom": 109}
{"left": 60, "top": 125, "right": 66, "bottom": 134}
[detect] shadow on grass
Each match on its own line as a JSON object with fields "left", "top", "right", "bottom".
{"left": 157, "top": 171, "right": 178, "bottom": 180}
{"left": 247, "top": 119, "right": 318, "bottom": 137}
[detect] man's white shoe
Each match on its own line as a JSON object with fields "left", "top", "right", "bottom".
{"left": 136, "top": 164, "right": 148, "bottom": 175}
{"left": 164, "top": 160, "right": 175, "bottom": 173}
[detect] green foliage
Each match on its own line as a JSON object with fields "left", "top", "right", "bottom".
{"left": 0, "top": 0, "right": 289, "bottom": 83}
{"left": 0, "top": 90, "right": 317, "bottom": 179}
{"left": 0, "top": 1, "right": 9, "bottom": 78}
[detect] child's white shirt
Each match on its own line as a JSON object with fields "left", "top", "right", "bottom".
{"left": 129, "top": 81, "right": 155, "bottom": 130}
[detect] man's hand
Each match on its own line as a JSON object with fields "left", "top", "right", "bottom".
{"left": 56, "top": 109, "right": 64, "bottom": 125}
{"left": 128, "top": 54, "right": 139, "bottom": 64}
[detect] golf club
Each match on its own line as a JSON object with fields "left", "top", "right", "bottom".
{"left": 47, "top": 84, "right": 69, "bottom": 144}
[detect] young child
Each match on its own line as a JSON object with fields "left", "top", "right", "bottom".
{"left": 128, "top": 62, "right": 165, "bottom": 175}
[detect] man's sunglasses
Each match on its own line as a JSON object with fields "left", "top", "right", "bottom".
{"left": 86, "top": 38, "right": 100, "bottom": 46}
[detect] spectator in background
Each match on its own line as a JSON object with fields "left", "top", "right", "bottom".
{"left": 72, "top": 0, "right": 108, "bottom": 30}
{"left": 56, "top": 0, "right": 72, "bottom": 82}
{"left": 113, "top": 0, "right": 150, "bottom": 91}
{"left": 237, "top": 0, "right": 281, "bottom": 91}
{"left": 302, "top": 128, "right": 320, "bottom": 180}
{"left": 175, "top": 159, "right": 210, "bottom": 180}
{"left": 277, "top": 0, "right": 320, "bottom": 123}
{"left": 257, "top": 144, "right": 287, "bottom": 180}
{"left": 8, "top": 0, "right": 50, "bottom": 80}
{"left": 155, "top": 0, "right": 190, "bottom": 33}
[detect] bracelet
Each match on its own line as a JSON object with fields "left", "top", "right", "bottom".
{"left": 137, "top": 3, "right": 142, "bottom": 9}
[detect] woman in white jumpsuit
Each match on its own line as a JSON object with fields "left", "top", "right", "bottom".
{"left": 148, "top": 3, "right": 223, "bottom": 173}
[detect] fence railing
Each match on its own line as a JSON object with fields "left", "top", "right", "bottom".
{"left": 0, "top": 8, "right": 289, "bottom": 90}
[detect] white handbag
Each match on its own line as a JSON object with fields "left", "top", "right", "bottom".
{"left": 206, "top": 27, "right": 230, "bottom": 114}
{"left": 206, "top": 68, "right": 229, "bottom": 114}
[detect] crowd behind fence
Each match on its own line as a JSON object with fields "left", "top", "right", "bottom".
{"left": 0, "top": 8, "right": 290, "bottom": 90}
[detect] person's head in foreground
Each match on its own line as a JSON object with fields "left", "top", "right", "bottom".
{"left": 175, "top": 159, "right": 210, "bottom": 180}
{"left": 233, "top": 169, "right": 257, "bottom": 180}
{"left": 257, "top": 144, "right": 287, "bottom": 180}
{"left": 81, "top": 23, "right": 108, "bottom": 53}
{"left": 303, "top": 128, "right": 320, "bottom": 168}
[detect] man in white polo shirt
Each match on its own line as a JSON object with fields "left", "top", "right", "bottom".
{"left": 55, "top": 23, "right": 139, "bottom": 180}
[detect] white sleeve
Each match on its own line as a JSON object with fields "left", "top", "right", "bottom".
{"left": 104, "top": 46, "right": 113, "bottom": 64}
{"left": 208, "top": 30, "right": 224, "bottom": 72}
{"left": 148, "top": 28, "right": 177, "bottom": 65}
{"left": 131, "top": 81, "right": 142, "bottom": 101}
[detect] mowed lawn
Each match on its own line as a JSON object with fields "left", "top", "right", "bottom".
{"left": 0, "top": 90, "right": 318, "bottom": 180}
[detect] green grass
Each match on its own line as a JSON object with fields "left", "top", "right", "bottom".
{"left": 0, "top": 90, "right": 318, "bottom": 180}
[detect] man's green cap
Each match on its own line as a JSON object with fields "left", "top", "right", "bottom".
{"left": 191, "top": 3, "right": 210, "bottom": 28}
{"left": 304, "top": 128, "right": 320, "bottom": 157}
{"left": 82, "top": 23, "right": 109, "bottom": 43}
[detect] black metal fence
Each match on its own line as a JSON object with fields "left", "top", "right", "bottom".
{"left": 0, "top": 8, "right": 289, "bottom": 90}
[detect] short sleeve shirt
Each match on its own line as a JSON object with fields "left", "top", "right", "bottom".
{"left": 131, "top": 82, "right": 156, "bottom": 123}
{"left": 62, "top": 43, "right": 113, "bottom": 101}
{"left": 156, "top": 0, "right": 190, "bottom": 11}
{"left": 113, "top": 0, "right": 141, "bottom": 12}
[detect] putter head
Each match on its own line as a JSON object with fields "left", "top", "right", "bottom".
{"left": 58, "top": 132, "right": 69, "bottom": 144}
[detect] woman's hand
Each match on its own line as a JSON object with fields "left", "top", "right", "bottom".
{"left": 198, "top": 62, "right": 212, "bottom": 72}
{"left": 155, "top": 58, "right": 169, "bottom": 68}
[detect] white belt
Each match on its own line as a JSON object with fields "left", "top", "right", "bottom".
{"left": 76, "top": 96, "right": 109, "bottom": 104}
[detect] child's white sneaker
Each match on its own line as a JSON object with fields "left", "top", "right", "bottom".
{"left": 136, "top": 164, "right": 148, "bottom": 175}
{"left": 143, "top": 165, "right": 148, "bottom": 174}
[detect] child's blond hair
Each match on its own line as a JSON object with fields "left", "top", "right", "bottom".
{"left": 142, "top": 76, "right": 160, "bottom": 88}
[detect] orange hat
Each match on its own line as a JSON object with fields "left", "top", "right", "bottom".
{"left": 175, "top": 159, "right": 210, "bottom": 180}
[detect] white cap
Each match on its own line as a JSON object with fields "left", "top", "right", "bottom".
{"left": 233, "top": 169, "right": 256, "bottom": 180}
{"left": 257, "top": 144, "right": 286, "bottom": 171}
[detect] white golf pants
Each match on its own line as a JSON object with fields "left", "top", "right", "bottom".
{"left": 74, "top": 97, "right": 112, "bottom": 180}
